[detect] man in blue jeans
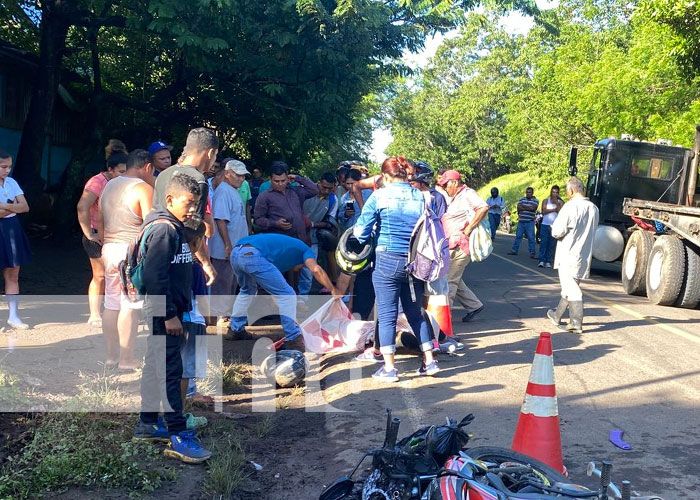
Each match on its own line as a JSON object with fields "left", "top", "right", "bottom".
{"left": 226, "top": 233, "right": 340, "bottom": 349}
{"left": 508, "top": 187, "right": 539, "bottom": 258}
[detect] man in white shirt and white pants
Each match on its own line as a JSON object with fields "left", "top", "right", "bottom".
{"left": 546, "top": 176, "right": 599, "bottom": 333}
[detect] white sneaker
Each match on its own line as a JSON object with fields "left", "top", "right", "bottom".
{"left": 545, "top": 262, "right": 552, "bottom": 268}
{"left": 355, "top": 348, "right": 383, "bottom": 363}
{"left": 538, "top": 261, "right": 545, "bottom": 268}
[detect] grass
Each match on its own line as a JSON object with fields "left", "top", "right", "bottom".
{"left": 201, "top": 420, "right": 249, "bottom": 498}
{"left": 62, "top": 369, "right": 130, "bottom": 412}
{"left": 0, "top": 414, "right": 177, "bottom": 499}
{"left": 254, "top": 414, "right": 276, "bottom": 439}
{"left": 196, "top": 358, "right": 251, "bottom": 397}
{"left": 476, "top": 171, "right": 569, "bottom": 227}
{"left": 0, "top": 363, "right": 30, "bottom": 407}
{"left": 221, "top": 358, "right": 251, "bottom": 393}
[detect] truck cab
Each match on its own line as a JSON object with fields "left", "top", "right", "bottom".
{"left": 584, "top": 138, "right": 692, "bottom": 262}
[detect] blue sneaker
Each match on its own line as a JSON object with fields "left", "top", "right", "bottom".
{"left": 133, "top": 418, "right": 169, "bottom": 442}
{"left": 163, "top": 430, "right": 212, "bottom": 463}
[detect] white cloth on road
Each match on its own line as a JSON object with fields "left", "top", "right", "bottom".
{"left": 551, "top": 196, "right": 599, "bottom": 279}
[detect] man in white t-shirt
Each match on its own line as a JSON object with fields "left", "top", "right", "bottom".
{"left": 209, "top": 160, "right": 250, "bottom": 323}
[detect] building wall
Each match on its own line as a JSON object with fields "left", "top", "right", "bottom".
{"left": 0, "top": 60, "right": 75, "bottom": 189}
{"left": 0, "top": 127, "right": 72, "bottom": 189}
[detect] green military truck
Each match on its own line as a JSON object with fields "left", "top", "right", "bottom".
{"left": 570, "top": 127, "right": 700, "bottom": 308}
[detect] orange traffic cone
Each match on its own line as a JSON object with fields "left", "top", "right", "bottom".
{"left": 426, "top": 294, "right": 453, "bottom": 338}
{"left": 511, "top": 332, "right": 567, "bottom": 475}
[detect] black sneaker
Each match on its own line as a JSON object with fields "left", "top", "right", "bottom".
{"left": 224, "top": 327, "right": 254, "bottom": 341}
{"left": 461, "top": 305, "right": 484, "bottom": 323}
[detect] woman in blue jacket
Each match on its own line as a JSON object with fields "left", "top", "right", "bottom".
{"left": 353, "top": 157, "right": 438, "bottom": 382}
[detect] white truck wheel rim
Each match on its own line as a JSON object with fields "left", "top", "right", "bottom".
{"left": 625, "top": 245, "right": 638, "bottom": 281}
{"left": 649, "top": 251, "right": 663, "bottom": 291}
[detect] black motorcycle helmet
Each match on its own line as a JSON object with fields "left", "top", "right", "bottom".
{"left": 335, "top": 227, "right": 373, "bottom": 275}
{"left": 317, "top": 216, "right": 340, "bottom": 252}
{"left": 413, "top": 161, "right": 434, "bottom": 185}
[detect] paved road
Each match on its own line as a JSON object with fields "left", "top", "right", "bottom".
{"left": 314, "top": 233, "right": 700, "bottom": 499}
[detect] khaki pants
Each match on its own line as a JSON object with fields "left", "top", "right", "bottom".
{"left": 447, "top": 248, "right": 483, "bottom": 311}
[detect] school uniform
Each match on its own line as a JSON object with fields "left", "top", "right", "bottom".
{"left": 0, "top": 177, "right": 31, "bottom": 268}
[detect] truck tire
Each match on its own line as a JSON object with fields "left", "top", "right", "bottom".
{"left": 675, "top": 242, "right": 700, "bottom": 309}
{"left": 622, "top": 230, "right": 654, "bottom": 295}
{"left": 646, "top": 235, "right": 686, "bottom": 305}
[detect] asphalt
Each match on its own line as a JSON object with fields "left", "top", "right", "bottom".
{"left": 315, "top": 232, "right": 700, "bottom": 499}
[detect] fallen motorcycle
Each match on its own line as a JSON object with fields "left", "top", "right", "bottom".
{"left": 319, "top": 410, "right": 664, "bottom": 500}
{"left": 320, "top": 408, "right": 472, "bottom": 500}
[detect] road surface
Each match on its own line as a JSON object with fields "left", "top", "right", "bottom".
{"left": 313, "top": 233, "right": 700, "bottom": 499}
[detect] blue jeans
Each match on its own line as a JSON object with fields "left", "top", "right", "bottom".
{"left": 297, "top": 243, "right": 318, "bottom": 298}
{"left": 372, "top": 251, "right": 432, "bottom": 354}
{"left": 229, "top": 246, "right": 301, "bottom": 341}
{"left": 488, "top": 213, "right": 501, "bottom": 239}
{"left": 512, "top": 221, "right": 536, "bottom": 255}
{"left": 538, "top": 224, "right": 556, "bottom": 264}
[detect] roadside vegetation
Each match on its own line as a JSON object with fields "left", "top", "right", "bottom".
{"left": 0, "top": 414, "right": 177, "bottom": 499}
{"left": 476, "top": 171, "right": 569, "bottom": 226}
{"left": 387, "top": 0, "right": 700, "bottom": 187}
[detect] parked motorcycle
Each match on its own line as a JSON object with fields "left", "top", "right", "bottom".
{"left": 319, "top": 410, "right": 664, "bottom": 500}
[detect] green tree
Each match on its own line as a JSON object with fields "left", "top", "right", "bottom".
{"left": 385, "top": 0, "right": 700, "bottom": 187}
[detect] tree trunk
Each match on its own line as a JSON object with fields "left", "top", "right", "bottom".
{"left": 13, "top": 1, "right": 68, "bottom": 203}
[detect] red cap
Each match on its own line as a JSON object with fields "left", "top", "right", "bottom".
{"left": 438, "top": 169, "right": 461, "bottom": 186}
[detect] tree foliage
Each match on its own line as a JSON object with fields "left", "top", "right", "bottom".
{"left": 385, "top": 0, "right": 700, "bottom": 187}
{"left": 0, "top": 0, "right": 473, "bottom": 180}
{"left": 639, "top": 0, "right": 700, "bottom": 76}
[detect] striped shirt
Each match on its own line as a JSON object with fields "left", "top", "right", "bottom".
{"left": 517, "top": 196, "right": 539, "bottom": 222}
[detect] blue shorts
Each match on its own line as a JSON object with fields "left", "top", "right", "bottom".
{"left": 180, "top": 322, "right": 207, "bottom": 379}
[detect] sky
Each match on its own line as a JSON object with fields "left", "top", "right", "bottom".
{"left": 369, "top": 0, "right": 559, "bottom": 162}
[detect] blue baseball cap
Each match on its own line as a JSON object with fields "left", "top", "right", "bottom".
{"left": 148, "top": 141, "right": 173, "bottom": 156}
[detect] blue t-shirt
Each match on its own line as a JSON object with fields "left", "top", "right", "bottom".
{"left": 236, "top": 234, "right": 315, "bottom": 272}
{"left": 183, "top": 262, "right": 207, "bottom": 326}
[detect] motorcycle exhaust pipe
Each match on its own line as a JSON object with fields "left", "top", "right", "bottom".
{"left": 384, "top": 417, "right": 401, "bottom": 450}
{"left": 383, "top": 408, "right": 393, "bottom": 449}
{"left": 586, "top": 462, "right": 622, "bottom": 499}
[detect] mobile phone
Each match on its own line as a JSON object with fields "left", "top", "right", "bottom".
{"left": 345, "top": 202, "right": 354, "bottom": 212}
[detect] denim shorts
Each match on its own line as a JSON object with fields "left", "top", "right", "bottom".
{"left": 180, "top": 322, "right": 207, "bottom": 379}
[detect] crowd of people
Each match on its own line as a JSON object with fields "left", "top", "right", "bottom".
{"left": 0, "top": 125, "right": 599, "bottom": 465}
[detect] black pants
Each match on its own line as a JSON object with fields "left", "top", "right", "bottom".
{"left": 139, "top": 316, "right": 186, "bottom": 434}
{"left": 352, "top": 267, "right": 376, "bottom": 321}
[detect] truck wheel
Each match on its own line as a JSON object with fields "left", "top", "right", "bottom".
{"left": 676, "top": 242, "right": 700, "bottom": 309}
{"left": 622, "top": 230, "right": 653, "bottom": 295}
{"left": 646, "top": 235, "right": 686, "bottom": 305}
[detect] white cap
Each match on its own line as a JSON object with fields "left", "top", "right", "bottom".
{"left": 225, "top": 160, "right": 251, "bottom": 175}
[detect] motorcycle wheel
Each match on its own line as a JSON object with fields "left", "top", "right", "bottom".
{"left": 465, "top": 446, "right": 568, "bottom": 485}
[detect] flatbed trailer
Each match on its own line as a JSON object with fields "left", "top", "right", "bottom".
{"left": 620, "top": 198, "right": 700, "bottom": 308}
